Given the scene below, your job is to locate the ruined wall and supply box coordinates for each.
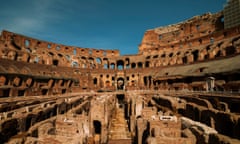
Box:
[139,11,240,67]
[0,30,120,68]
[1,11,240,93]
[152,93,240,141]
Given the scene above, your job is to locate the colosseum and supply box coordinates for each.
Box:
[0,0,240,144]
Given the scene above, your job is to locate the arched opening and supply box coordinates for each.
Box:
[103,58,109,69]
[117,60,124,70]
[93,120,101,134]
[73,48,77,55]
[144,76,148,86]
[71,61,79,68]
[145,61,150,68]
[117,77,124,90]
[131,63,136,68]
[25,39,30,47]
[52,59,59,66]
[104,64,108,69]
[182,56,188,64]
[65,55,71,61]
[116,94,128,119]
[56,45,60,50]
[18,90,25,96]
[96,57,102,64]
[192,50,199,61]
[47,44,51,49]
[93,78,97,85]
[116,94,125,106]
[42,89,48,95]
[125,58,130,69]
[137,62,143,68]
[161,53,166,58]
[110,63,115,69]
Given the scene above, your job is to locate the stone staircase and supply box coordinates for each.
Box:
[108,107,131,140]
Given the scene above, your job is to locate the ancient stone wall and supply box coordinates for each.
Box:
[1,6,240,144]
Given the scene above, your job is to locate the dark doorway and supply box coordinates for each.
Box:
[52,59,59,66]
[93,120,101,134]
[18,90,25,96]
[117,94,124,106]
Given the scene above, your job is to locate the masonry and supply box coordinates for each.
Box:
[0,5,240,144]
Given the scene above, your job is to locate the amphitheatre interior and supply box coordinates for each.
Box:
[1,2,240,144]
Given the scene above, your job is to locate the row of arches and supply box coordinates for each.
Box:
[144,37,240,67]
[0,74,73,97]
[1,35,239,71]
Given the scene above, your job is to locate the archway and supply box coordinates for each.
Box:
[117,77,124,90]
[117,60,124,70]
[93,120,101,134]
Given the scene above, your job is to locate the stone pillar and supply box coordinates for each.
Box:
[130,115,135,133]
[137,118,147,144]
[101,124,108,143]
[206,77,215,91]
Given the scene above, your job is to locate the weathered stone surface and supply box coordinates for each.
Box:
[1,2,240,143]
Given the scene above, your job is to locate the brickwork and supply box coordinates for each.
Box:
[1,4,240,144]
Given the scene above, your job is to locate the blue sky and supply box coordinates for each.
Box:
[0,0,226,55]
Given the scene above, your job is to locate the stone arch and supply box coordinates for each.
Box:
[153,55,158,59]
[81,56,87,68]
[145,61,150,68]
[117,60,124,70]
[93,77,98,85]
[52,59,59,66]
[138,62,143,68]
[24,39,30,48]
[125,57,130,67]
[88,57,94,63]
[71,61,79,68]
[96,57,102,64]
[103,58,109,69]
[192,50,199,62]
[182,56,188,64]
[131,62,136,68]
[110,63,115,69]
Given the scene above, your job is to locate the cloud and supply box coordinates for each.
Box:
[0,0,66,36]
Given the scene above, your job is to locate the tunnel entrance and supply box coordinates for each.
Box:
[117,77,124,90]
[93,120,101,134]
[117,94,125,108]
